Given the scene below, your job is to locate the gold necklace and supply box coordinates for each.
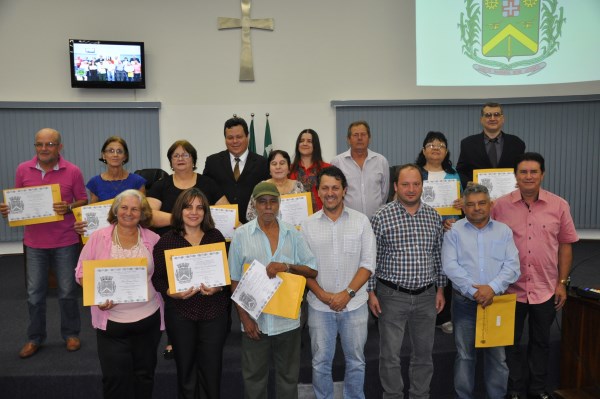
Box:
[113,226,140,249]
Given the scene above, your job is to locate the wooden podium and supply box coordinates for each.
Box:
[556,291,600,398]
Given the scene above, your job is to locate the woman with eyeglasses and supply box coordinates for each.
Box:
[288,129,330,212]
[415,131,462,335]
[147,140,229,238]
[86,136,147,203]
[75,136,148,235]
[152,188,229,399]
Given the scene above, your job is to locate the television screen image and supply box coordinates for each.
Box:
[69,39,145,89]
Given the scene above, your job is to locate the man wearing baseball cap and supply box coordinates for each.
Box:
[229,182,318,399]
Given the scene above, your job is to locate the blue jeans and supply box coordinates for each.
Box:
[377,283,437,399]
[453,291,508,399]
[25,244,81,344]
[308,303,369,399]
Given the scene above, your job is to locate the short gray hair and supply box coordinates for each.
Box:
[108,189,153,228]
[463,184,490,199]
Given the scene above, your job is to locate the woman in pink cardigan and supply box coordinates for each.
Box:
[75,189,164,399]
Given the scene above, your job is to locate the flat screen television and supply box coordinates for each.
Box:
[69,39,145,89]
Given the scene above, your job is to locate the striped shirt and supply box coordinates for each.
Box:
[301,207,376,312]
[368,200,447,291]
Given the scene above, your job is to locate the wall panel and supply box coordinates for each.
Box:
[333,96,600,228]
[0,102,161,242]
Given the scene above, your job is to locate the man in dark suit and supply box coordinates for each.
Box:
[203,117,270,224]
[456,102,526,189]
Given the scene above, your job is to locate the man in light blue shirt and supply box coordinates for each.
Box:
[229,181,317,399]
[301,166,376,399]
[442,184,520,399]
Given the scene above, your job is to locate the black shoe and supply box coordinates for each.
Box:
[506,394,520,399]
[527,392,554,399]
[163,347,174,360]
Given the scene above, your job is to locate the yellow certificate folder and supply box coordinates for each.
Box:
[164,242,231,295]
[210,204,240,242]
[73,199,114,244]
[436,180,462,216]
[475,293,517,348]
[473,168,515,180]
[4,184,63,227]
[82,257,148,306]
[243,263,306,320]
[280,192,314,216]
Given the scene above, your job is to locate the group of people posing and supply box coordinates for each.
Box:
[0,102,578,399]
[74,56,142,82]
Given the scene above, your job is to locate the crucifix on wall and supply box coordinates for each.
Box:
[218,0,274,81]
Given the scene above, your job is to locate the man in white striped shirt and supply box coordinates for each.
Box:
[301,166,376,399]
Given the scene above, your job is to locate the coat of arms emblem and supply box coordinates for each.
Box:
[175,263,193,283]
[459,0,565,76]
[97,275,116,297]
[239,292,257,310]
[422,186,436,203]
[9,196,25,214]
[85,212,100,230]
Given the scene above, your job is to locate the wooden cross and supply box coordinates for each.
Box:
[218,0,274,81]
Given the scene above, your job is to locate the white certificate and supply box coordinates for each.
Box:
[279,192,312,228]
[232,260,282,320]
[421,179,461,215]
[210,205,238,241]
[93,266,148,305]
[474,169,517,200]
[3,184,63,226]
[170,250,227,291]
[81,204,112,238]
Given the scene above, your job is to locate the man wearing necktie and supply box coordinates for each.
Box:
[456,103,526,189]
[203,117,270,224]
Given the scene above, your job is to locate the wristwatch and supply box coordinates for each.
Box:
[346,288,356,298]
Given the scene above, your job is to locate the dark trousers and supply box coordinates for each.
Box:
[166,306,228,399]
[241,327,302,399]
[96,309,162,399]
[506,297,556,395]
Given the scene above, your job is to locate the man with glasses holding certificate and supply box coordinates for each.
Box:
[456,103,526,189]
[0,128,87,359]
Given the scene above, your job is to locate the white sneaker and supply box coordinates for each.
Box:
[438,321,453,334]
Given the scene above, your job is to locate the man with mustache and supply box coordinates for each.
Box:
[492,153,578,399]
[442,183,520,399]
[228,182,317,399]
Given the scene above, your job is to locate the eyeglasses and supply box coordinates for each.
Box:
[424,143,447,150]
[34,142,59,149]
[104,149,125,155]
[483,112,503,119]
[172,153,191,160]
